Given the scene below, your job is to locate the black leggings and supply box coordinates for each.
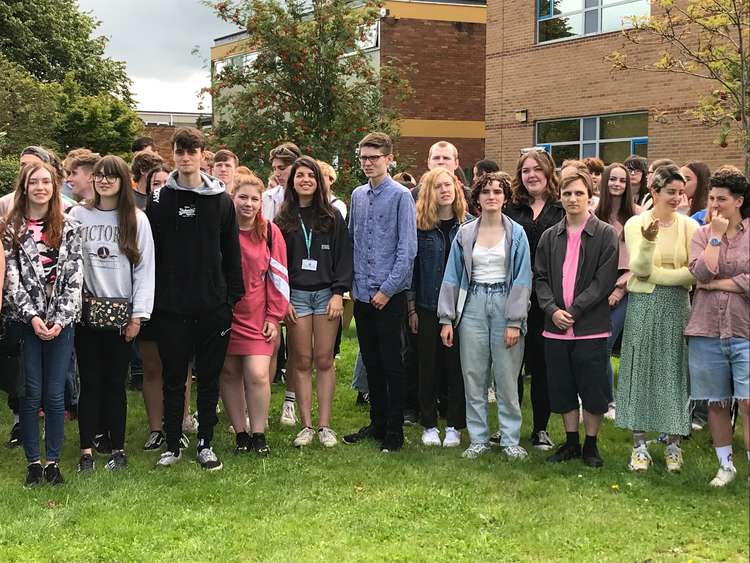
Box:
[517,301,551,433]
[76,325,132,451]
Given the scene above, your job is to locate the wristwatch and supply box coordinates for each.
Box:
[709,237,721,247]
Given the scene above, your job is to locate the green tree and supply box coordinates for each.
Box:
[0,54,62,156]
[208,0,411,193]
[608,0,750,176]
[0,0,132,102]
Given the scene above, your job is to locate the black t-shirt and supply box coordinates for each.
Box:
[439,218,457,264]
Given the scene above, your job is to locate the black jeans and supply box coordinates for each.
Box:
[156,306,232,452]
[75,325,132,450]
[416,307,465,429]
[402,317,420,415]
[518,300,551,433]
[354,293,407,438]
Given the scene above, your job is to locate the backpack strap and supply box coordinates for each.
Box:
[267,220,272,251]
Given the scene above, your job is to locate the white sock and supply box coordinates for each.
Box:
[13,414,20,424]
[284,391,296,403]
[715,445,734,468]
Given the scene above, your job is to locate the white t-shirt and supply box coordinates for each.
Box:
[472,236,506,283]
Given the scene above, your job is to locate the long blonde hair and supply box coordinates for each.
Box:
[416,168,467,230]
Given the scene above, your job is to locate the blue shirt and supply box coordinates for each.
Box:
[348,175,417,301]
[691,209,708,226]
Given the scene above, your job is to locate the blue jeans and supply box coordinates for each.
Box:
[458,283,524,446]
[351,351,369,394]
[606,294,628,400]
[689,336,749,401]
[18,323,75,463]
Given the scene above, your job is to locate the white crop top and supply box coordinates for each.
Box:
[472,236,506,283]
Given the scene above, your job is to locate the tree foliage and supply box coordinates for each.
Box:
[608,0,750,176]
[0,0,132,102]
[208,0,412,193]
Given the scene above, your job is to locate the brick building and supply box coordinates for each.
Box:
[210,0,487,180]
[485,0,745,172]
[137,111,212,166]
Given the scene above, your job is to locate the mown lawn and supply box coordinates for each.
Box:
[0,326,748,562]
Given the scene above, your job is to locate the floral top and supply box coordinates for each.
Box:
[26,218,59,286]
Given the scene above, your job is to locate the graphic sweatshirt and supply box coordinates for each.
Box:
[68,205,156,320]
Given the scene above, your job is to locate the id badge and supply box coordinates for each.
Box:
[301,259,318,271]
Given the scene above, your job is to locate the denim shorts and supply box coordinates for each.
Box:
[290,287,333,317]
[688,336,749,402]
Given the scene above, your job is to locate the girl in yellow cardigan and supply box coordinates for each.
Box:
[615,164,699,473]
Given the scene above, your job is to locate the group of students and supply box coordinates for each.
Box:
[0,129,747,492]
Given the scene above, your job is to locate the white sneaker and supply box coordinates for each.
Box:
[442,427,461,448]
[421,427,441,446]
[280,401,297,427]
[502,445,528,460]
[156,449,182,467]
[462,442,491,459]
[293,427,315,447]
[182,412,199,434]
[604,404,616,421]
[318,427,338,448]
[709,466,737,487]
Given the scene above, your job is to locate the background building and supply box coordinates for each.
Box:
[137,110,211,165]
[485,0,745,171]
[211,0,487,179]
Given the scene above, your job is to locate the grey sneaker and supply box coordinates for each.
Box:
[197,447,223,471]
[318,427,338,448]
[105,451,128,471]
[293,427,315,447]
[462,443,491,459]
[502,445,529,460]
[156,449,182,467]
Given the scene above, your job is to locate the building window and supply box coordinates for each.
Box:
[536,112,648,165]
[537,0,649,43]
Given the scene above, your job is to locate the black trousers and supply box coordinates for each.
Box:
[156,306,232,452]
[354,293,407,438]
[416,307,465,429]
[402,317,420,415]
[75,325,132,450]
[518,300,552,433]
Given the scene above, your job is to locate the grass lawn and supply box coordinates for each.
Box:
[0,326,748,562]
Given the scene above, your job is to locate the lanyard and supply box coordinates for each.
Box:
[299,214,312,259]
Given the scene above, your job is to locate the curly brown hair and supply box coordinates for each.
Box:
[471,171,512,211]
[710,165,749,218]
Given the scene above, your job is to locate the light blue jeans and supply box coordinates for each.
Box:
[458,283,524,446]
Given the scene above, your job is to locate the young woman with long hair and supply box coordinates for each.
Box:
[408,167,471,448]
[275,156,352,448]
[3,162,83,486]
[616,164,699,473]
[504,149,563,451]
[624,155,648,207]
[68,155,155,473]
[594,163,642,419]
[221,173,289,455]
[438,172,532,459]
[679,161,711,224]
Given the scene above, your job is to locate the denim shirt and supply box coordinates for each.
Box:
[409,214,472,311]
[349,175,417,301]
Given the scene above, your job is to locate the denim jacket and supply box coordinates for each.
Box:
[437,215,532,331]
[3,217,84,327]
[408,214,473,311]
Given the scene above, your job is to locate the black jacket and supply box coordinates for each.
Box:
[534,214,619,337]
[504,199,565,268]
[146,177,244,316]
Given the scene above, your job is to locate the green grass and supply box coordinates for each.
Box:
[0,327,748,562]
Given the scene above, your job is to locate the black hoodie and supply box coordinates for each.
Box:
[146,171,244,316]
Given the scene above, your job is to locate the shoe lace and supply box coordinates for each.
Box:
[199,448,217,462]
[505,445,525,456]
[537,431,551,443]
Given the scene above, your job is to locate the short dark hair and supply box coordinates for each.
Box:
[172,127,205,151]
[358,132,393,155]
[131,137,155,153]
[214,149,239,166]
[474,159,500,176]
[583,157,604,175]
[471,171,512,210]
[560,170,594,197]
[131,150,164,181]
[650,164,685,192]
[269,142,301,165]
[69,152,101,173]
[710,165,749,218]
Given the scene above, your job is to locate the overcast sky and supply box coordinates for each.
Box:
[77,0,240,112]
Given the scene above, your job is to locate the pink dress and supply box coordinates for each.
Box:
[227,223,289,356]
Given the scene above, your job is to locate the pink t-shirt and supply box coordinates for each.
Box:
[544,220,610,341]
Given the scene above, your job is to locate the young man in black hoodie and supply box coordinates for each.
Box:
[146,127,243,471]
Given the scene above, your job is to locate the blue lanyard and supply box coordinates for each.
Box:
[299,214,312,259]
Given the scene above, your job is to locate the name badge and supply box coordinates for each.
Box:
[301,259,318,271]
[321,244,330,250]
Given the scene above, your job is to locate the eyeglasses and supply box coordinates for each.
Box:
[627,168,641,175]
[358,154,387,164]
[93,173,119,183]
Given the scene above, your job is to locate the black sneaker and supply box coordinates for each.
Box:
[355,392,369,406]
[179,433,190,449]
[105,451,128,471]
[93,433,111,455]
[403,410,418,425]
[25,462,44,487]
[235,432,251,453]
[531,430,555,451]
[77,453,95,474]
[7,422,21,448]
[343,424,384,445]
[251,433,271,456]
[546,443,582,463]
[489,432,502,447]
[380,433,404,453]
[43,462,65,485]
[143,430,165,451]
[582,446,604,468]
[197,447,223,471]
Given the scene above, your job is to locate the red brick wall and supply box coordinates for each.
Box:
[395,136,485,181]
[143,125,176,166]
[485,0,745,173]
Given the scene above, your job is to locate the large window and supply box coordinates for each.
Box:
[536,112,648,165]
[537,0,649,43]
